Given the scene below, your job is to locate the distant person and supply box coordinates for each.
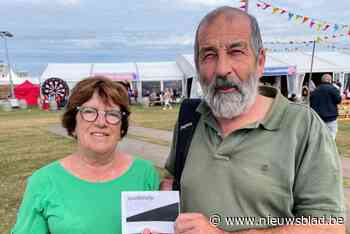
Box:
[133,89,138,104]
[163,88,172,110]
[310,73,342,139]
[333,79,341,90]
[42,95,49,110]
[288,93,298,102]
[11,77,159,234]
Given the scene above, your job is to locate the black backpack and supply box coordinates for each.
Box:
[172,98,202,191]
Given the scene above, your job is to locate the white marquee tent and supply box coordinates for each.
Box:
[40,62,185,101]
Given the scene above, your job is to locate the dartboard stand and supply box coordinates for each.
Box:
[41,77,69,107]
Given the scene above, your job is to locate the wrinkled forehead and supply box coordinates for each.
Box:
[198,14,252,48]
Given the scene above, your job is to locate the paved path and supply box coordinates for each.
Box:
[48,124,350,228]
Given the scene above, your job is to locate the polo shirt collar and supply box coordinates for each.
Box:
[259,86,288,131]
[196,86,288,131]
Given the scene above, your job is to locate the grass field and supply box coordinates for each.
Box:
[0,106,349,233]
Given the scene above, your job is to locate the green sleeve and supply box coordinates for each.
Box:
[145,162,160,190]
[293,115,345,218]
[11,173,50,234]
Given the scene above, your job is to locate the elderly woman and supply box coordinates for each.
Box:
[11,77,160,234]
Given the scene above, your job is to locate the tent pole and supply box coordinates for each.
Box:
[307,40,316,104]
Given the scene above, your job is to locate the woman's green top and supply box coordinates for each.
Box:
[11,157,160,234]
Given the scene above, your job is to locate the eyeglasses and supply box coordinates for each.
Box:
[77,106,125,125]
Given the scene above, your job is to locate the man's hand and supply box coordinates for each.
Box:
[142,228,161,234]
[175,213,224,234]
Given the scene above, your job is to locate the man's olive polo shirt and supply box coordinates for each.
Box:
[166,86,344,231]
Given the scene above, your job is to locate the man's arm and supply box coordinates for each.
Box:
[174,213,345,234]
[332,88,342,104]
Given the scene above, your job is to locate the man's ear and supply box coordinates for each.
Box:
[256,48,266,78]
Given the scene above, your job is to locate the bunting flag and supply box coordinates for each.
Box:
[239,0,248,12]
[333,24,339,32]
[310,20,315,28]
[288,12,294,21]
[302,16,309,24]
[295,15,303,22]
[272,7,279,14]
[323,24,331,31]
[256,1,350,37]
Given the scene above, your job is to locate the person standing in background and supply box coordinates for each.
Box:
[310,73,342,139]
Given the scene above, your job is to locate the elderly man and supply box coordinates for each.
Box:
[144,6,344,234]
[310,73,342,140]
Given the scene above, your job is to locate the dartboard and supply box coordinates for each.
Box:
[41,77,69,100]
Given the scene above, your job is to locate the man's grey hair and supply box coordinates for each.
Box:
[321,73,332,83]
[194,6,263,71]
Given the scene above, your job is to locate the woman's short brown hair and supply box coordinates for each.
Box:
[62,76,130,138]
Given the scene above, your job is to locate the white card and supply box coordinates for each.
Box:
[121,191,180,234]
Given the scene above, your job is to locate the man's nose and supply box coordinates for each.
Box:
[216,54,232,77]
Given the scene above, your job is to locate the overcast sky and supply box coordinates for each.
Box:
[0,0,349,75]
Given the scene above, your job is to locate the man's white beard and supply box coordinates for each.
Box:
[200,73,259,119]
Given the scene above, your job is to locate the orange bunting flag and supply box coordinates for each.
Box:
[302,16,309,24]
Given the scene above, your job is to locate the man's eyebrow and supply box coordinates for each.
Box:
[226,41,248,50]
[198,46,217,55]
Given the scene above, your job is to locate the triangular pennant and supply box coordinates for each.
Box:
[323,24,330,31]
[272,7,280,14]
[302,16,309,24]
[263,3,271,9]
[333,24,339,32]
[288,12,294,21]
[280,9,287,14]
[295,15,303,22]
[310,20,315,28]
[316,22,323,31]
[316,36,322,43]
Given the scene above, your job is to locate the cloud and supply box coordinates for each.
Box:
[9,0,80,6]
[177,0,233,7]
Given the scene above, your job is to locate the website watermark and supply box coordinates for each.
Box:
[209,214,345,227]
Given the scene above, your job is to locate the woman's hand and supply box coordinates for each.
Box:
[160,177,173,190]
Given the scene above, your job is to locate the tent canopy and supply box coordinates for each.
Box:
[14,80,40,106]
[41,62,184,85]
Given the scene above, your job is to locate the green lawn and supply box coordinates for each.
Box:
[0,106,349,233]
